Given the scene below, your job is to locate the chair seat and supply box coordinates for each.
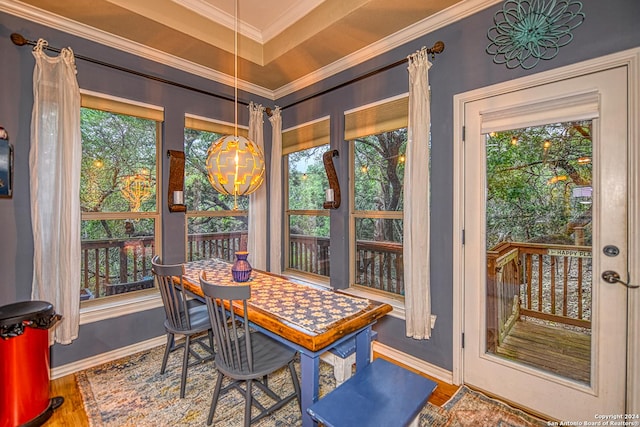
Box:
[216,332,297,380]
[164,304,211,335]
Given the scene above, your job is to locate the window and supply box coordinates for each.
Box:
[184,114,249,262]
[80,92,163,302]
[283,118,330,280]
[347,96,408,297]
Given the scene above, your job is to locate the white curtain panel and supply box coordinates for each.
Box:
[29,39,81,345]
[248,102,267,270]
[268,107,283,274]
[403,48,432,339]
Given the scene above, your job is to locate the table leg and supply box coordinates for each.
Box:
[300,352,320,427]
[354,326,372,373]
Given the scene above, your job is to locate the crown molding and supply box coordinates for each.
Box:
[172,0,325,44]
[171,0,263,42]
[274,0,502,99]
[1,0,273,99]
[2,0,501,101]
[260,0,325,43]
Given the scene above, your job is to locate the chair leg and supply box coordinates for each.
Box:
[288,361,302,412]
[244,379,252,427]
[180,335,191,398]
[207,329,215,355]
[207,373,224,426]
[160,332,174,374]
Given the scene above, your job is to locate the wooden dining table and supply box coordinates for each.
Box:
[178,258,392,427]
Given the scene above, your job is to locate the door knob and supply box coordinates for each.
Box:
[602,270,639,288]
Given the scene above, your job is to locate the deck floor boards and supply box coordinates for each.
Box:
[496,320,591,384]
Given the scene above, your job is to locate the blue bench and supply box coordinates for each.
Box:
[323,330,378,386]
[307,358,437,427]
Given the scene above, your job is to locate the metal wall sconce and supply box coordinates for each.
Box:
[0,127,12,198]
[167,150,186,212]
[323,149,340,209]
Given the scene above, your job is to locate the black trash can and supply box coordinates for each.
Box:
[0,301,63,427]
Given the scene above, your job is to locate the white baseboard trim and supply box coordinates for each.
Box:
[51,336,166,379]
[372,341,454,384]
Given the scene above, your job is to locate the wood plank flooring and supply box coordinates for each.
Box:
[41,355,459,426]
[495,320,591,383]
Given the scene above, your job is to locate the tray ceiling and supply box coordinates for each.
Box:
[5,0,493,97]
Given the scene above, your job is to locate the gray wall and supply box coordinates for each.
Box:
[0,12,272,366]
[1,0,638,370]
[275,0,640,370]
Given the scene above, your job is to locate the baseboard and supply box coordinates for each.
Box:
[51,336,166,379]
[372,341,454,384]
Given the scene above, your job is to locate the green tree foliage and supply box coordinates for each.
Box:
[287,146,329,237]
[486,121,592,249]
[80,108,157,238]
[354,130,406,242]
[184,128,247,233]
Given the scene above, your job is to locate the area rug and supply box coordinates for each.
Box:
[77,344,547,426]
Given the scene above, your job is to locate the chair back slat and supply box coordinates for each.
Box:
[200,272,254,373]
[152,256,192,331]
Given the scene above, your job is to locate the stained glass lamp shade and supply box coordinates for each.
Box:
[205,134,265,209]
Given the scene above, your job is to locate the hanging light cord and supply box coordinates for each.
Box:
[234,0,239,138]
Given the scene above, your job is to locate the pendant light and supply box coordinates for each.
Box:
[205,0,265,209]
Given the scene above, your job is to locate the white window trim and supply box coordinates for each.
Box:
[79,93,162,319]
[80,291,163,324]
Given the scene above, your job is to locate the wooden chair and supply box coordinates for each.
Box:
[199,271,301,427]
[151,256,214,398]
[306,358,437,427]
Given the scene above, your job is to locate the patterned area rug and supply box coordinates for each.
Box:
[77,344,547,426]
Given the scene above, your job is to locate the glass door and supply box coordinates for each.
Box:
[462,67,628,421]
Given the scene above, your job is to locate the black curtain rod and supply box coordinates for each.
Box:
[276,40,445,113]
[10,32,243,107]
[11,33,444,115]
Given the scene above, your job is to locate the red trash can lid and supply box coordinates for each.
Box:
[0,301,55,326]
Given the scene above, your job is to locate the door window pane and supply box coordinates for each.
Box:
[485,121,592,384]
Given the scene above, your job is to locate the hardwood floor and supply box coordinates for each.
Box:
[42,356,459,426]
[43,374,90,427]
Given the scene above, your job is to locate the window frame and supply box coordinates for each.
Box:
[183,114,250,262]
[79,90,164,324]
[345,95,409,318]
[282,117,331,285]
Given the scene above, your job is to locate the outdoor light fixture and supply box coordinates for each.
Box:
[205,0,265,209]
[121,171,152,212]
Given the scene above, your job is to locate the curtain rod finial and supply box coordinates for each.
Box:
[265,107,273,117]
[10,33,29,46]
[430,41,445,55]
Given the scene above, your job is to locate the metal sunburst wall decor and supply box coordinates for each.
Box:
[486,0,585,70]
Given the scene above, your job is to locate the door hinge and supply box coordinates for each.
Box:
[462,126,465,141]
[461,229,465,245]
[462,332,465,349]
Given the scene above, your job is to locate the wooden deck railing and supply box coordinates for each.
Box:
[286,235,404,295]
[82,232,405,299]
[487,241,592,351]
[187,231,247,262]
[355,240,404,295]
[288,234,331,276]
[81,237,155,298]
